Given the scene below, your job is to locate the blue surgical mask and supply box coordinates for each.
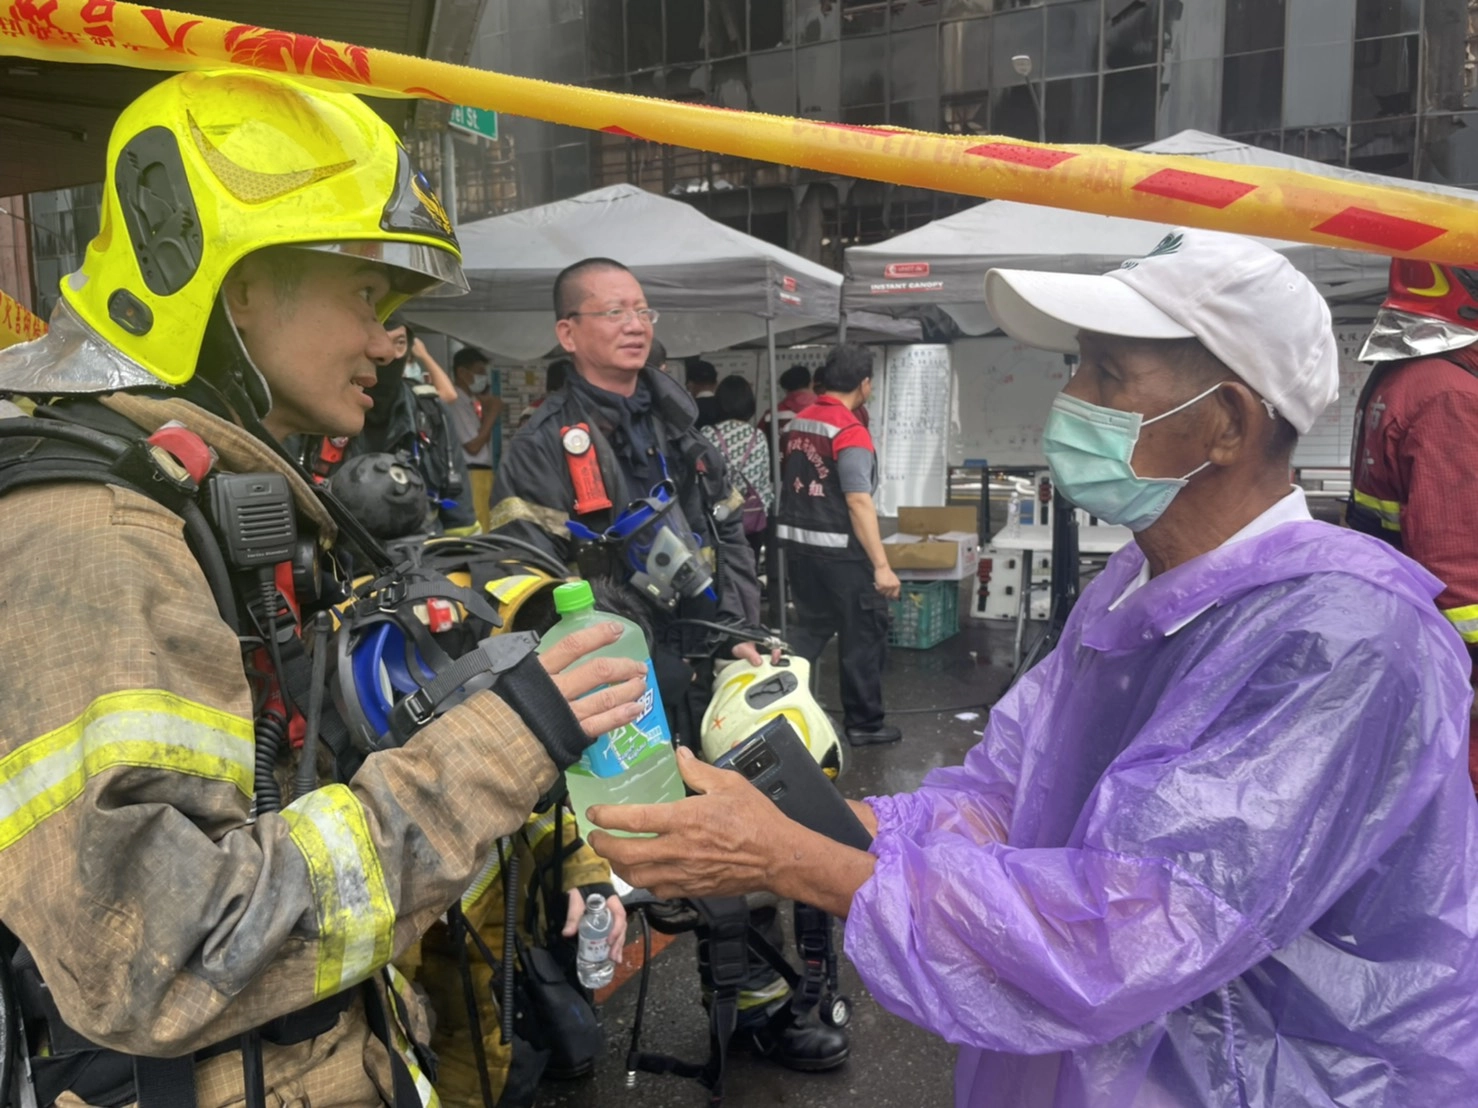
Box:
[1041,385,1221,532]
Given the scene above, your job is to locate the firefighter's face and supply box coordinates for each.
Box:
[386,325,410,361]
[555,268,653,381]
[226,251,396,441]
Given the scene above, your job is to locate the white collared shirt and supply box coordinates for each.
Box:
[1110,487,1314,633]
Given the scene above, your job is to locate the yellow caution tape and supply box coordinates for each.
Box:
[0,287,45,350]
[3,2,1478,266]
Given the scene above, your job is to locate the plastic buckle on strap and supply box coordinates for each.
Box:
[399,688,436,730]
[377,578,408,612]
[146,424,214,484]
[387,632,542,746]
[476,631,540,677]
[109,439,199,510]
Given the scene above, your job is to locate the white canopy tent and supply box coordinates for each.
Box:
[844,130,1478,335]
[404,183,842,361]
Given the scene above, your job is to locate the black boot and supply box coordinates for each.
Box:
[846,723,902,746]
[739,1004,850,1072]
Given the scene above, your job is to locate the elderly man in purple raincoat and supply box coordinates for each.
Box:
[589,229,1478,1106]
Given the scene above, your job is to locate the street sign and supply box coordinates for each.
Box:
[448,104,498,141]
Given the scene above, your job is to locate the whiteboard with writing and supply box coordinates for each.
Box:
[877,344,954,514]
[951,337,1070,468]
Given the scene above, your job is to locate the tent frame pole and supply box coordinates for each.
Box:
[765,318,787,640]
[837,309,848,344]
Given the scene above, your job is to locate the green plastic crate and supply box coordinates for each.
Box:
[888,579,959,650]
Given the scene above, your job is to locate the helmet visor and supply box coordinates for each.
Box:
[300,239,470,299]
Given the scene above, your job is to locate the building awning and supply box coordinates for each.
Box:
[0,0,482,196]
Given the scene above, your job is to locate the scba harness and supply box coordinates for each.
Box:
[617,895,852,1106]
[0,401,588,1108]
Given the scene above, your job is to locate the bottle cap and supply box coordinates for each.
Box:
[585,892,606,912]
[554,580,596,615]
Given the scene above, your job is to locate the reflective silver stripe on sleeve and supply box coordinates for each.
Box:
[0,692,254,853]
[788,418,842,439]
[280,784,395,997]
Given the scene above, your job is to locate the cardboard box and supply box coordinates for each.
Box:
[884,507,980,580]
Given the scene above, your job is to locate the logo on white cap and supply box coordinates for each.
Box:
[1119,231,1184,270]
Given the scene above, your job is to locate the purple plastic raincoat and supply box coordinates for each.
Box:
[848,521,1478,1107]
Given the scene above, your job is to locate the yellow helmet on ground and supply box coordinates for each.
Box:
[702,656,844,779]
[64,69,467,388]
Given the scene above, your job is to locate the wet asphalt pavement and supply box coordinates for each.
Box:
[540,618,1019,1108]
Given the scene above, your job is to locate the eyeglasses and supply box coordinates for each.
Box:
[565,307,660,326]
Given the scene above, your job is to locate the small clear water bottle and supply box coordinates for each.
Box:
[1007,489,1022,537]
[577,893,615,990]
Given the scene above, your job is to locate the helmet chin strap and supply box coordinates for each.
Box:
[190,293,394,571]
[196,294,273,421]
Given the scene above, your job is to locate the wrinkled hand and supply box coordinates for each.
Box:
[561,888,627,963]
[538,623,646,740]
[874,564,901,600]
[587,748,787,900]
[731,641,782,667]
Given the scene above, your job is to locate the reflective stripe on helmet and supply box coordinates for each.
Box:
[281,784,396,998]
[0,689,253,852]
[1442,602,1478,644]
[1351,490,1401,531]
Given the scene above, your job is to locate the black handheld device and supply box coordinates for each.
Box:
[715,717,873,852]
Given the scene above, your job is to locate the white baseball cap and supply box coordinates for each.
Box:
[983,228,1339,434]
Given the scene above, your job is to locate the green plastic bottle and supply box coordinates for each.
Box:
[537,581,683,838]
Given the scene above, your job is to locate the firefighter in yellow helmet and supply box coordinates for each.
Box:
[0,71,644,1108]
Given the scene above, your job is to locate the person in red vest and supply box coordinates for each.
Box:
[778,344,901,745]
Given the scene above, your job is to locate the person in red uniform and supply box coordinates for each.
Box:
[1350,258,1478,790]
